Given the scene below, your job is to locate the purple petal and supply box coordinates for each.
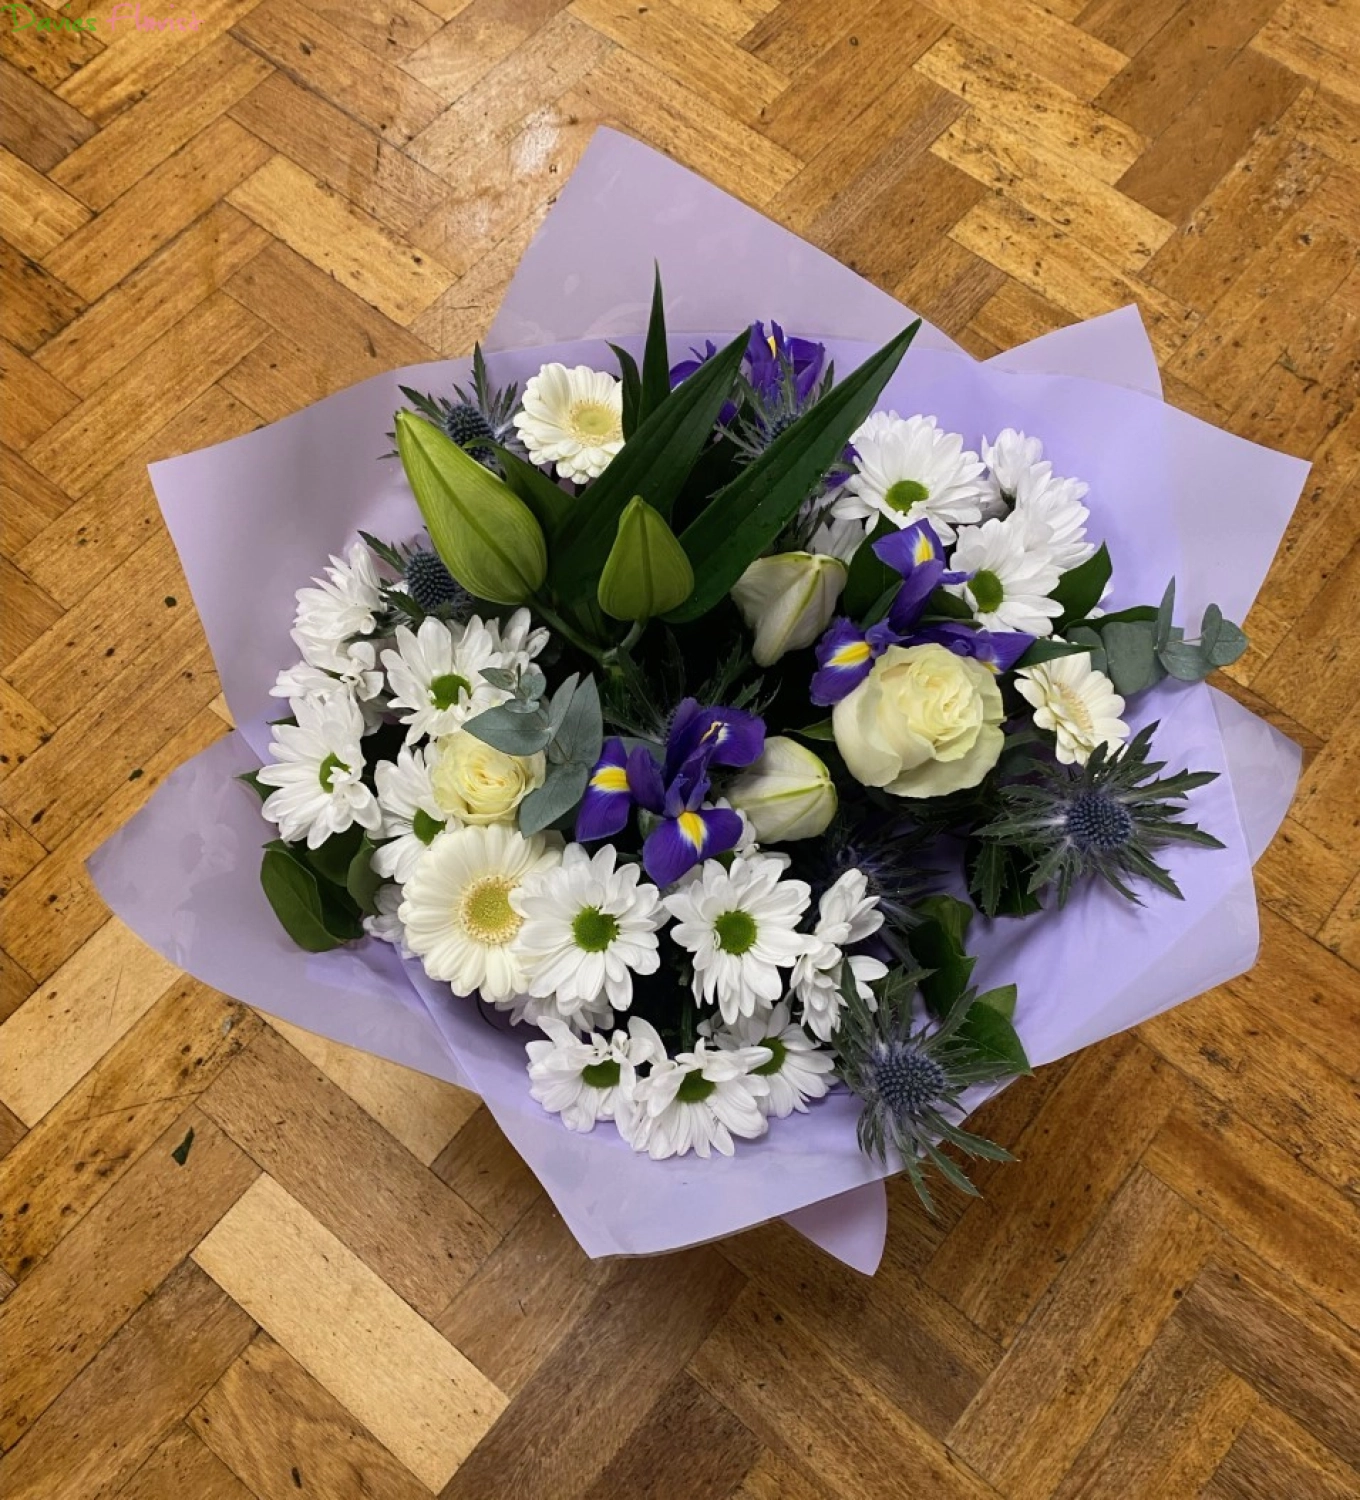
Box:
[642,807,744,886]
[626,744,667,814]
[810,618,878,707]
[668,702,765,773]
[575,738,633,841]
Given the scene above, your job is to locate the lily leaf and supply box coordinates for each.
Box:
[640,265,672,423]
[609,344,642,438]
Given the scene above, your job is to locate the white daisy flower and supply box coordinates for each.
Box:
[364,883,411,957]
[791,869,888,1043]
[949,512,1065,637]
[495,606,551,664]
[622,1030,770,1159]
[291,542,384,673]
[982,428,1049,507]
[382,616,508,743]
[495,988,616,1036]
[1016,653,1129,766]
[832,412,987,543]
[398,823,560,1001]
[373,743,447,883]
[271,644,384,710]
[715,1001,835,1118]
[525,1016,661,1132]
[513,363,624,483]
[1012,468,1095,572]
[257,692,381,850]
[664,853,811,1025]
[513,844,663,1017]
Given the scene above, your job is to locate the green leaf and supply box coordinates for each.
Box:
[1102,619,1164,695]
[260,842,361,951]
[302,824,365,888]
[519,762,589,835]
[346,836,384,917]
[841,518,897,617]
[640,265,671,423]
[1155,577,1176,650]
[909,894,976,1016]
[597,497,695,620]
[923,586,973,621]
[552,672,603,768]
[1200,602,1223,657]
[967,839,1044,919]
[490,445,572,545]
[1203,615,1247,667]
[973,983,1017,1020]
[957,999,1031,1075]
[792,718,836,741]
[666,321,922,622]
[1051,543,1112,630]
[1159,638,1210,681]
[170,1127,195,1166]
[609,344,642,439]
[358,530,407,571]
[552,329,749,596]
[237,769,268,802]
[1081,603,1157,628]
[462,704,554,756]
[1065,624,1108,675]
[1015,637,1094,669]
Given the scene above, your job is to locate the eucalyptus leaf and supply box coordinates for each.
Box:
[1204,616,1247,667]
[1158,638,1211,682]
[1200,602,1223,656]
[1156,577,1176,649]
[462,704,554,756]
[546,673,582,738]
[1065,624,1108,675]
[1102,620,1163,695]
[553,672,603,768]
[518,762,590,835]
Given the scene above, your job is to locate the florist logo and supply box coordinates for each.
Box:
[3,2,202,31]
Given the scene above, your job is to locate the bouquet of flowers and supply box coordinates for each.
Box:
[92,130,1307,1267]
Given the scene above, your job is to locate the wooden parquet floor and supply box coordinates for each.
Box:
[1,0,1359,1495]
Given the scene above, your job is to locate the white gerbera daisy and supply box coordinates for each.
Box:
[364,883,411,956]
[622,1030,770,1159]
[791,869,888,1042]
[525,1016,661,1132]
[257,692,381,849]
[1012,468,1095,572]
[949,513,1064,637]
[1016,653,1129,765]
[715,1002,835,1118]
[398,823,560,1001]
[832,412,987,543]
[513,844,663,1016]
[663,853,811,1025]
[291,542,384,673]
[382,616,507,743]
[513,363,624,482]
[373,743,447,882]
[982,428,1049,508]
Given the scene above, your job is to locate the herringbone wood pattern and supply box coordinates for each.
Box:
[2,1,1359,1495]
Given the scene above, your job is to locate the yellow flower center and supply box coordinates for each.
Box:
[567,400,620,443]
[1049,681,1095,736]
[458,876,521,946]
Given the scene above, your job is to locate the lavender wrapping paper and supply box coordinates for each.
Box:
[88,131,1308,1272]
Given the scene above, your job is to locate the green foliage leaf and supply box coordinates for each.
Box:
[923,586,973,621]
[841,517,897,617]
[346,836,384,917]
[302,823,365,888]
[967,839,1044,919]
[909,894,976,1017]
[792,718,836,741]
[1203,615,1247,667]
[609,344,642,438]
[1159,639,1211,681]
[462,704,554,756]
[1051,543,1112,630]
[260,842,362,951]
[973,983,1017,1020]
[489,445,572,545]
[957,998,1032,1075]
[1155,577,1176,649]
[640,265,671,423]
[1102,619,1163,694]
[1015,637,1094,669]
[552,672,603,768]
[666,321,922,622]
[519,762,589,835]
[237,769,268,802]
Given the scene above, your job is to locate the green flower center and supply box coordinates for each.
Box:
[713,909,758,955]
[970,568,1005,613]
[883,478,930,514]
[460,876,520,945]
[676,1071,717,1104]
[751,1037,788,1076]
[581,1059,621,1089]
[412,808,445,845]
[429,673,471,711]
[317,752,348,790]
[572,906,620,953]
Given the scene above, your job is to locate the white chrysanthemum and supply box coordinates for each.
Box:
[364,883,411,956]
[949,513,1064,636]
[1012,468,1095,572]
[663,853,811,1025]
[513,363,624,482]
[382,616,508,743]
[715,1002,835,1118]
[832,412,987,543]
[791,870,888,1042]
[982,428,1049,508]
[806,511,870,563]
[525,1016,662,1132]
[495,605,551,663]
[495,988,616,1036]
[373,743,447,883]
[271,640,384,710]
[513,844,663,1017]
[398,823,560,1001]
[622,1029,770,1159]
[257,692,381,849]
[291,542,384,673]
[1016,653,1129,765]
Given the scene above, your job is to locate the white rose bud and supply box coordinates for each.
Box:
[726,736,838,843]
[431,731,545,826]
[730,552,848,667]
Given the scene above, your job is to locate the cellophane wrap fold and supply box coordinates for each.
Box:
[88,129,1308,1273]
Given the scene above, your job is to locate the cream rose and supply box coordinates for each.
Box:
[431,731,546,826]
[832,642,1004,798]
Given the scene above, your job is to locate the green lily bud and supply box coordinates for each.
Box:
[395,411,546,605]
[730,551,848,667]
[597,496,694,621]
[726,736,838,842]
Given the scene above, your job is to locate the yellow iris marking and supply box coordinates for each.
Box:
[677,810,705,849]
[592,765,629,792]
[831,640,872,667]
[913,536,935,564]
[766,334,778,355]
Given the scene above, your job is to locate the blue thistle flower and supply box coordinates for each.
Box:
[404,549,469,615]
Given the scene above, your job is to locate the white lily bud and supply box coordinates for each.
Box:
[730,551,848,667]
[726,737,838,843]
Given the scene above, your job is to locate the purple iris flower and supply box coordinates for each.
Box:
[914,622,1034,673]
[669,340,719,389]
[575,700,765,885]
[745,321,826,407]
